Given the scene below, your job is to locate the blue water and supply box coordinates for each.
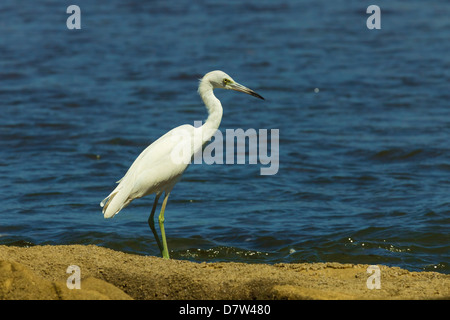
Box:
[1,0,449,273]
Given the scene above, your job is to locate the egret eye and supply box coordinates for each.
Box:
[223,78,231,85]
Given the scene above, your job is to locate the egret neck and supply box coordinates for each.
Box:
[198,77,223,145]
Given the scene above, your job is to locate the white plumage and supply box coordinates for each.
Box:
[100,70,264,259]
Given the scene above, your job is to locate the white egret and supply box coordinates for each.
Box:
[100,70,264,259]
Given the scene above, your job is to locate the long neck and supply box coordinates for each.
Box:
[198,79,223,144]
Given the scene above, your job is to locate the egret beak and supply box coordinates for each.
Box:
[229,82,265,100]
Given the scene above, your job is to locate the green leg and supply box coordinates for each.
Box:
[158,192,171,259]
[148,194,163,254]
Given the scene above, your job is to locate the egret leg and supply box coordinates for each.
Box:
[158,192,171,259]
[148,193,163,254]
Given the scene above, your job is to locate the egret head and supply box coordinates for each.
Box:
[202,70,264,100]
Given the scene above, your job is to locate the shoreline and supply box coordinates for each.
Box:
[0,244,448,300]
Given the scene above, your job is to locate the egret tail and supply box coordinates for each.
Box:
[101,189,130,218]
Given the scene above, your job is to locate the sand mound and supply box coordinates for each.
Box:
[0,260,131,300]
[0,245,448,300]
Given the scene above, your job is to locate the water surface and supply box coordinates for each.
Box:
[0,0,449,273]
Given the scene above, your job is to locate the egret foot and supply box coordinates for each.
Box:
[158,192,171,259]
[148,194,163,254]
